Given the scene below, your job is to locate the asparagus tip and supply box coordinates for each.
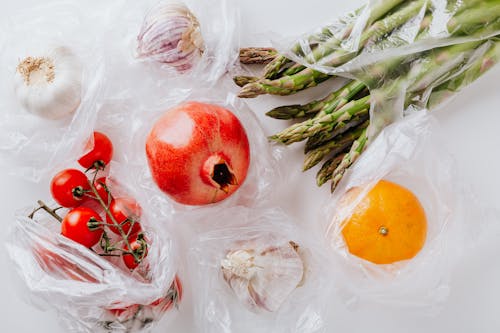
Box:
[238,82,265,98]
[266,105,303,120]
[233,76,259,88]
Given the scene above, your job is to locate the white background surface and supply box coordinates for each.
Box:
[1,0,500,332]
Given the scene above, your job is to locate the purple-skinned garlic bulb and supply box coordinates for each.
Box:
[137,1,204,72]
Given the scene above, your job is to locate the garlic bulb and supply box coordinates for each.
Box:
[221,239,304,312]
[14,46,82,120]
[136,1,204,72]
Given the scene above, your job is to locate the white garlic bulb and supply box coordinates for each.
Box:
[14,46,82,120]
[221,239,305,312]
[136,1,204,72]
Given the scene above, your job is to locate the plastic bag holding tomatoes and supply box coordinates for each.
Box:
[6,161,183,333]
[0,1,110,182]
[322,111,486,314]
[188,207,334,333]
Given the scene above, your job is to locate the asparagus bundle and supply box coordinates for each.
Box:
[237,37,500,191]
[295,38,499,190]
[235,0,500,98]
[234,0,500,192]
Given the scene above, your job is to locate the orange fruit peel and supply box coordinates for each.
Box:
[338,180,427,265]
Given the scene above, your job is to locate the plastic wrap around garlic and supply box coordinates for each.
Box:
[137,1,204,72]
[14,46,82,120]
[221,239,305,312]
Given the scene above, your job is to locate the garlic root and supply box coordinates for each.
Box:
[14,46,82,120]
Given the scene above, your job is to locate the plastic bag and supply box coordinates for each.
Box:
[5,161,182,333]
[322,111,478,313]
[275,0,500,137]
[100,0,238,92]
[99,79,279,216]
[188,207,333,333]
[0,1,107,182]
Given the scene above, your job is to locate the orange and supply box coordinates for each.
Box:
[339,180,427,265]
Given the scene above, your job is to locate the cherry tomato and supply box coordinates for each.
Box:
[61,207,104,248]
[122,233,148,270]
[50,169,90,208]
[107,276,182,321]
[150,275,183,312]
[107,197,142,236]
[107,304,140,321]
[93,177,112,205]
[32,245,98,283]
[78,131,114,169]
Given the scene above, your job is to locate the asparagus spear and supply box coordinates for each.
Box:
[271,95,370,145]
[406,40,483,94]
[233,76,259,87]
[306,0,427,64]
[313,80,367,119]
[283,63,306,76]
[305,111,369,152]
[303,120,369,171]
[447,3,500,36]
[261,8,369,80]
[305,0,406,63]
[238,68,331,98]
[330,129,368,192]
[265,79,361,120]
[263,55,293,80]
[427,37,500,108]
[316,154,347,187]
[266,83,344,120]
[239,47,278,65]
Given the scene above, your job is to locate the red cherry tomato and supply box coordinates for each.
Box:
[50,169,90,208]
[32,246,99,283]
[150,275,183,312]
[61,207,104,248]
[78,131,114,169]
[107,198,142,236]
[122,233,148,270]
[107,276,182,321]
[108,304,140,321]
[93,177,112,205]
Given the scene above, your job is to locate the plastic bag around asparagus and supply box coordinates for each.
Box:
[188,208,333,333]
[0,1,108,182]
[322,111,482,313]
[6,160,182,333]
[234,0,500,192]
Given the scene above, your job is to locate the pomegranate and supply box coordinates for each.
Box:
[145,101,250,205]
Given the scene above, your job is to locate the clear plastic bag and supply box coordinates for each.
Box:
[322,111,478,313]
[189,207,333,333]
[274,0,500,137]
[100,0,238,92]
[5,161,182,333]
[100,79,279,216]
[0,1,107,182]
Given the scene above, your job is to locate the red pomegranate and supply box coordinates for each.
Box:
[145,101,250,205]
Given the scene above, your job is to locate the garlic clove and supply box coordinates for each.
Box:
[250,243,305,312]
[223,272,259,310]
[137,1,204,72]
[221,239,305,312]
[14,46,82,120]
